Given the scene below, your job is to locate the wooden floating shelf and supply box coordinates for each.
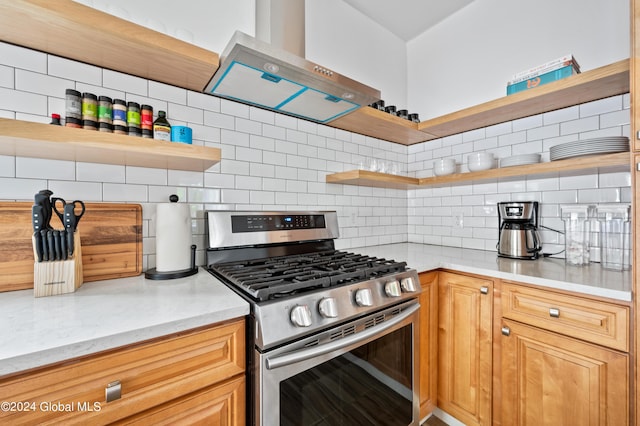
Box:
[0,118,221,172]
[417,60,630,142]
[326,169,420,189]
[326,152,630,188]
[0,0,219,92]
[332,60,630,145]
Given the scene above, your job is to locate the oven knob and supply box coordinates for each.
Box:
[319,297,338,318]
[401,277,417,293]
[384,280,402,297]
[355,289,373,307]
[290,305,312,327]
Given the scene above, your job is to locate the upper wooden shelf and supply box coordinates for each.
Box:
[0,118,221,172]
[0,0,219,92]
[332,60,630,145]
[326,152,630,188]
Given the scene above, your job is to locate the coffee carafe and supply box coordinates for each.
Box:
[497,201,541,260]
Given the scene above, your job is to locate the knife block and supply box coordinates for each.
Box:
[32,231,84,297]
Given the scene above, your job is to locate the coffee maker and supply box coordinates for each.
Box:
[497,201,542,260]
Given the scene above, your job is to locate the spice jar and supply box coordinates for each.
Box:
[65,89,81,120]
[50,113,62,125]
[112,99,127,127]
[98,96,112,124]
[81,92,98,121]
[141,105,153,132]
[126,102,141,137]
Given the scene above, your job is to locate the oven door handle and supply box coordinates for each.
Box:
[266,303,419,370]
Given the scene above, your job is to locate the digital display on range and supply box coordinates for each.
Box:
[231,214,326,233]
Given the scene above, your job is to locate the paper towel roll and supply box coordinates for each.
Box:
[155,201,192,272]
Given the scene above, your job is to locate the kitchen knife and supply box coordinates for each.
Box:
[67,228,75,257]
[32,204,45,232]
[33,230,43,262]
[40,229,49,262]
[47,230,55,261]
[60,229,68,260]
[35,189,54,229]
[53,230,62,261]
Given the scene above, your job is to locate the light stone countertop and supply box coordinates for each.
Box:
[1,243,631,378]
[351,243,632,302]
[0,268,249,377]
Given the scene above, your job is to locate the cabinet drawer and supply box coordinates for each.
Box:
[501,282,629,351]
[0,319,245,425]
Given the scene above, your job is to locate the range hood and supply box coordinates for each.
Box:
[204,30,381,123]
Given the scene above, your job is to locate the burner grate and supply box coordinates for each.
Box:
[208,249,407,302]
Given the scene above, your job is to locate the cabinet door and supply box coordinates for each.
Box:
[419,271,438,419]
[501,319,629,426]
[115,376,245,425]
[438,271,493,426]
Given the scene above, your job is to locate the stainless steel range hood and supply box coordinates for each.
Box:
[204,3,380,124]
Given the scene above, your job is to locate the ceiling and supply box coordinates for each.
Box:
[343,0,475,41]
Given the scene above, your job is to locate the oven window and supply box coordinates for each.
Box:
[280,325,413,426]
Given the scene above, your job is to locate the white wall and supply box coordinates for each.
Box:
[305,0,408,110]
[408,0,630,120]
[72,0,255,53]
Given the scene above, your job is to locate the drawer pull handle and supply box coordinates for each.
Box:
[501,326,510,336]
[480,286,489,295]
[105,380,121,403]
[549,308,560,318]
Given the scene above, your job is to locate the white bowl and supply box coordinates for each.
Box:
[433,158,456,176]
[467,152,495,171]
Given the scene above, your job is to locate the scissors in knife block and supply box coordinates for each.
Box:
[52,198,86,256]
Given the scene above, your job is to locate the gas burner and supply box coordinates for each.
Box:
[208,249,408,302]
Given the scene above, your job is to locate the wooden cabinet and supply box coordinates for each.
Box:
[0,319,245,425]
[500,319,629,426]
[437,271,493,426]
[418,271,438,419]
[500,282,630,426]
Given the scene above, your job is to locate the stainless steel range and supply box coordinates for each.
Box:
[205,211,421,426]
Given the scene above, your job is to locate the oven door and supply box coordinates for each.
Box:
[256,301,420,426]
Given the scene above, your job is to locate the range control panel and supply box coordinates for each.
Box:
[231,214,327,233]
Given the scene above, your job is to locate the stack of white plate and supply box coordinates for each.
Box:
[550,136,629,161]
[500,153,541,168]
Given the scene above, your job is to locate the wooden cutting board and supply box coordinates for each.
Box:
[0,202,142,292]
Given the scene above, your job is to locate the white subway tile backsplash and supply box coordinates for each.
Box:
[0,49,631,262]
[48,180,103,201]
[103,183,148,202]
[16,157,75,180]
[560,116,599,135]
[126,167,168,185]
[0,65,14,89]
[580,95,623,117]
[16,69,73,98]
[103,69,148,96]
[0,43,46,73]
[149,81,187,105]
[0,177,46,200]
[0,87,47,115]
[48,55,102,86]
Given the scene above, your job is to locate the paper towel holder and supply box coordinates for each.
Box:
[145,244,198,280]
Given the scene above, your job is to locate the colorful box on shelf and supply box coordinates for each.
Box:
[507,65,578,95]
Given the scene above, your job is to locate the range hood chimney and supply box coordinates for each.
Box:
[204,0,381,124]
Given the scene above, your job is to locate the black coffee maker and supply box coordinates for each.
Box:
[497,201,541,260]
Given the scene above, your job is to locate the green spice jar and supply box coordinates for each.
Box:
[127,101,141,130]
[81,92,98,121]
[98,96,112,124]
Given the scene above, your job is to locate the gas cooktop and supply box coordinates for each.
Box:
[208,249,408,302]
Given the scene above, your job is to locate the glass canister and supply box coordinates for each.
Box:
[596,204,631,271]
[561,205,592,266]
